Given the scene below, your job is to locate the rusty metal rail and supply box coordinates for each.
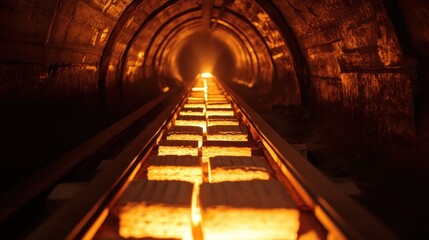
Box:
[26,86,190,240]
[0,92,176,225]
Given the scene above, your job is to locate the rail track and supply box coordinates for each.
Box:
[1,74,395,240]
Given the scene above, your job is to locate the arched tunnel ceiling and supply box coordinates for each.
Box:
[99,0,303,105]
[0,0,423,139]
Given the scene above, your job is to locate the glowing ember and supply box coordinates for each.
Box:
[206,103,232,109]
[209,156,270,182]
[184,103,206,109]
[158,140,199,156]
[206,90,224,94]
[201,72,213,78]
[206,125,248,142]
[166,126,203,148]
[206,96,227,102]
[206,109,235,117]
[199,180,300,240]
[187,98,206,103]
[190,92,205,97]
[192,87,207,92]
[118,180,193,239]
[202,141,252,163]
[175,115,207,133]
[147,156,202,183]
[179,108,205,116]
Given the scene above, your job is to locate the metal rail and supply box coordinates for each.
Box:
[0,91,173,224]
[222,83,397,240]
[26,86,190,239]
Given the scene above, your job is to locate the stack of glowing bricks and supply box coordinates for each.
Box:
[117,74,300,240]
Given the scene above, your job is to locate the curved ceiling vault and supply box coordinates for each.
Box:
[99,0,304,106]
[0,0,415,139]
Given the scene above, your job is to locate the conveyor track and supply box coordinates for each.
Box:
[27,75,396,240]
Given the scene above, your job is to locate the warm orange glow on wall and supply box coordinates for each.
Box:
[118,180,193,239]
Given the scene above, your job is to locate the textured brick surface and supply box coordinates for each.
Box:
[271,0,416,138]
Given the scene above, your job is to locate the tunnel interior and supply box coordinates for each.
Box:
[174,31,237,84]
[1,0,429,238]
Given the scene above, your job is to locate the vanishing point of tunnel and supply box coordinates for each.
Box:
[0,0,429,239]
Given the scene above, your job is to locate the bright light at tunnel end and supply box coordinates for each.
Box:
[201,72,214,79]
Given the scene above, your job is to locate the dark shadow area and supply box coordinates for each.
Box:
[0,84,160,192]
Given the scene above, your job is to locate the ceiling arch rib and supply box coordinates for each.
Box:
[99,0,306,106]
[254,0,308,95]
[117,1,202,89]
[214,23,260,87]
[140,13,203,82]
[223,8,301,104]
[147,6,274,89]
[156,23,255,87]
[119,5,272,90]
[220,10,276,90]
[99,0,180,91]
[152,20,203,90]
[122,10,202,86]
[214,19,264,88]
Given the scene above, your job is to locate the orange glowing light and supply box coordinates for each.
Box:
[208,156,271,182]
[166,126,203,148]
[184,103,206,109]
[162,86,170,92]
[147,156,202,183]
[175,116,208,133]
[118,180,193,239]
[206,103,232,109]
[201,72,213,78]
[158,140,199,156]
[199,180,300,240]
[206,125,248,142]
[179,108,206,116]
[202,141,252,163]
[207,119,239,126]
[167,135,203,148]
[191,184,202,226]
[206,109,235,117]
[206,96,228,102]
